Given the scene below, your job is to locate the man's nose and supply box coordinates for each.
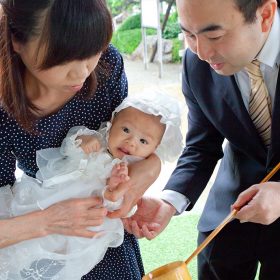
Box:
[194,37,215,62]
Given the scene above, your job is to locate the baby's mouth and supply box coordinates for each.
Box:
[118,147,130,155]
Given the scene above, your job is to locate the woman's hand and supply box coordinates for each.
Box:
[232,181,280,225]
[43,196,107,237]
[0,196,107,249]
[106,154,161,218]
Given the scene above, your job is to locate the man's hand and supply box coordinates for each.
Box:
[106,154,161,218]
[232,181,280,225]
[122,196,176,240]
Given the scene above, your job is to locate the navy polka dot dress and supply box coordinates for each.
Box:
[0,45,145,279]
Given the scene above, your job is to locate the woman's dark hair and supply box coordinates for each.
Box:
[0,0,113,131]
[234,0,273,23]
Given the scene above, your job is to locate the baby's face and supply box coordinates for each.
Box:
[108,107,165,159]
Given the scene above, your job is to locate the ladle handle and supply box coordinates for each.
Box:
[184,161,280,266]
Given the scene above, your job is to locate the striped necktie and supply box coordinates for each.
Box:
[245,60,272,148]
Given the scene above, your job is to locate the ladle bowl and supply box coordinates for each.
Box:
[142,261,191,280]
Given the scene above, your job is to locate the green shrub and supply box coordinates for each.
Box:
[168,11,178,23]
[171,38,182,63]
[112,28,156,54]
[163,21,181,39]
[118,13,141,31]
[112,11,182,62]
[112,28,142,54]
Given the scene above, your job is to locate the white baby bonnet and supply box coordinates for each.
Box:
[110,91,184,162]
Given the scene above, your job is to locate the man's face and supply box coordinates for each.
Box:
[177,0,275,75]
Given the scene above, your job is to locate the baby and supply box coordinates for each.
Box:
[0,92,183,280]
[78,105,167,206]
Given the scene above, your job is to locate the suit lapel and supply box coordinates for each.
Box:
[267,73,280,165]
[212,72,267,160]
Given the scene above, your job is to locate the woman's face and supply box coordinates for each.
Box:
[12,37,101,94]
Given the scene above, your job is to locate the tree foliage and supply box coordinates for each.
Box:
[107,0,139,17]
[107,0,176,17]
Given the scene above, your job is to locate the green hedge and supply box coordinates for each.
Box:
[112,12,182,62]
[163,21,181,40]
[112,28,156,55]
[118,14,141,32]
[172,38,181,62]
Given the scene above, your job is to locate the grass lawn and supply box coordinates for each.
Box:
[139,214,199,279]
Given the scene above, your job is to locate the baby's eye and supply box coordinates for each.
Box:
[140,138,148,145]
[122,127,129,133]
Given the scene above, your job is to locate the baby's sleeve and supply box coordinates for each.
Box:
[60,126,104,156]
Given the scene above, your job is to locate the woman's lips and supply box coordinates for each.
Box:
[71,84,83,91]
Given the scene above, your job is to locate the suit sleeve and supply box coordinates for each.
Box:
[164,50,224,210]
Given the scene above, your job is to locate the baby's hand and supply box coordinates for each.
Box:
[105,163,130,199]
[77,135,101,154]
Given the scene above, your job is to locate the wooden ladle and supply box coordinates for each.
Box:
[142,162,280,280]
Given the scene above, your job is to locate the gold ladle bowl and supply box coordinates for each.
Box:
[142,261,191,280]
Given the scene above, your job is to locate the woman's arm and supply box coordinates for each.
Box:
[0,196,107,248]
[106,153,161,218]
[0,120,109,248]
[0,136,108,248]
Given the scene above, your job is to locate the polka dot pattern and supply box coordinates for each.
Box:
[0,45,144,279]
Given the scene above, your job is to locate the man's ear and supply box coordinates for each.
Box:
[259,0,277,32]
[11,36,22,54]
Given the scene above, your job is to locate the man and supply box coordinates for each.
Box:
[124,0,280,279]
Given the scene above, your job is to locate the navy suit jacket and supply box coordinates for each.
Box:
[165,49,280,232]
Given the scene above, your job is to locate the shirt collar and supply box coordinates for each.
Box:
[258,8,280,68]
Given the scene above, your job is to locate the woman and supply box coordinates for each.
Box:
[0,0,160,279]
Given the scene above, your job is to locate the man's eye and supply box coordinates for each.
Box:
[209,36,222,41]
[140,138,148,145]
[184,32,195,40]
[122,127,129,133]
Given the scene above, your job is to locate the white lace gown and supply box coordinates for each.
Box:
[0,126,130,280]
